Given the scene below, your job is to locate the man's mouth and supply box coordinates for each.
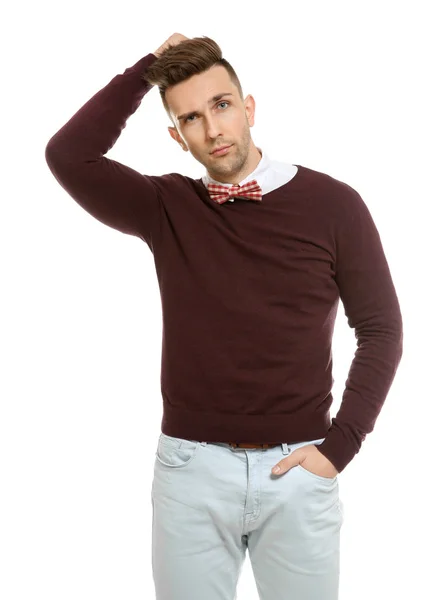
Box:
[210,145,233,156]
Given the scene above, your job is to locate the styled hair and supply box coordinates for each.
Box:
[141,35,244,124]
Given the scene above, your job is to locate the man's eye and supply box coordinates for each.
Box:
[184,101,229,123]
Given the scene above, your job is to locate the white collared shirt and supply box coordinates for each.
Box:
[201,146,299,201]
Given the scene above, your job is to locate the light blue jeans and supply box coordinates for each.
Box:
[151,433,344,600]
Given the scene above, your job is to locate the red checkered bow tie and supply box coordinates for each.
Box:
[207,179,263,204]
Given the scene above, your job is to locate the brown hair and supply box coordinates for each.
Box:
[141,36,244,124]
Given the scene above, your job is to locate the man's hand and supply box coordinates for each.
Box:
[272,444,339,478]
[153,33,190,58]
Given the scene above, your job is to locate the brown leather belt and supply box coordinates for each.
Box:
[228,442,280,449]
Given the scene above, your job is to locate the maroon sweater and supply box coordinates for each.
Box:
[44,51,403,473]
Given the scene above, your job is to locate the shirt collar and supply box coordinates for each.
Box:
[202,146,270,192]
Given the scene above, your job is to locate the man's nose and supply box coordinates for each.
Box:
[204,117,223,139]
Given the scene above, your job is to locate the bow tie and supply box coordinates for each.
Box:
[207,179,263,204]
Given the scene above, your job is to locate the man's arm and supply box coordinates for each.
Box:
[317,185,404,474]
[44,51,161,242]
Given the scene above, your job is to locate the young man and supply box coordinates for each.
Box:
[45,33,403,600]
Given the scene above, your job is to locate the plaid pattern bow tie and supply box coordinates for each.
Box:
[207,179,263,204]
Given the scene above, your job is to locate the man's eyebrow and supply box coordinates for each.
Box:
[176,93,234,121]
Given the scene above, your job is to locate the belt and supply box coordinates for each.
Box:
[228,442,280,449]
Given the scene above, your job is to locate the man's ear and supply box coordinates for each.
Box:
[168,126,187,151]
[244,94,256,127]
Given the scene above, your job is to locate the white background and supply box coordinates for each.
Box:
[1,0,447,598]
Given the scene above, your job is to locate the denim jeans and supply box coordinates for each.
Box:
[151,433,344,600]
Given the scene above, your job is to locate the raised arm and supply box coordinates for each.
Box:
[44,51,161,243]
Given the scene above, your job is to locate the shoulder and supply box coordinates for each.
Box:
[298,165,370,222]
[299,165,361,200]
[142,171,205,196]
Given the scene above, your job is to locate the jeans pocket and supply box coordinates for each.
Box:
[295,462,337,483]
[155,433,201,468]
[290,438,337,484]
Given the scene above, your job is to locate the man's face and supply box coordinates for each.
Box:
[166,64,256,181]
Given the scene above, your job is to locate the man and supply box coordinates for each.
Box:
[45,33,403,600]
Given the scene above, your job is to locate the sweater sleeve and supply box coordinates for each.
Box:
[44,52,160,243]
[317,185,404,474]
